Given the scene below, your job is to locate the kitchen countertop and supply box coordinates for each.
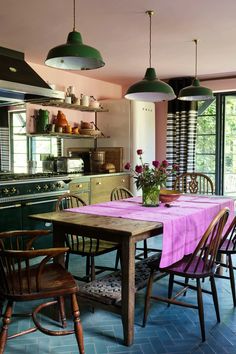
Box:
[0,171,130,184]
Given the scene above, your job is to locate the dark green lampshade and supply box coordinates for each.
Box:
[125,68,176,102]
[45,30,105,70]
[178,78,214,101]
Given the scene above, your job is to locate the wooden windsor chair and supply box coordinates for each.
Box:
[56,192,119,282]
[143,208,229,342]
[0,230,84,354]
[174,172,214,195]
[215,216,236,306]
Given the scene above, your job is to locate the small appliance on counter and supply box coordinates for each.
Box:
[89,150,105,173]
[56,157,84,173]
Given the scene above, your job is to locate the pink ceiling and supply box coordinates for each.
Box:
[1,0,236,88]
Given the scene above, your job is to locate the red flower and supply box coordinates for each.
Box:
[152,160,160,168]
[135,165,143,173]
[137,149,143,155]
[173,164,179,171]
[159,166,167,173]
[162,160,169,167]
[124,162,131,170]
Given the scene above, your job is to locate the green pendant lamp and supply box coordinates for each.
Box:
[178,39,213,101]
[45,0,105,70]
[125,10,176,102]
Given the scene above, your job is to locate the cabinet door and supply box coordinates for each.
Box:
[0,203,22,231]
[69,181,90,205]
[91,174,130,204]
[21,197,58,248]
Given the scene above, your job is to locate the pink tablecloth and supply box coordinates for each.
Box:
[66,195,235,268]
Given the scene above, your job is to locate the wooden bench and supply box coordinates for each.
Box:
[78,253,165,306]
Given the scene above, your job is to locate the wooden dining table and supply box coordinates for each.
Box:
[30,194,235,346]
[30,209,163,346]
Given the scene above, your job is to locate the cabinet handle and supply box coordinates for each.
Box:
[24,199,58,206]
[78,184,83,188]
[122,179,125,183]
[96,182,102,185]
[0,204,21,210]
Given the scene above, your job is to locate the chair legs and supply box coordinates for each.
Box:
[0,297,5,318]
[65,252,70,270]
[143,274,220,342]
[210,276,220,322]
[0,301,13,354]
[196,278,205,342]
[58,296,67,328]
[228,255,236,306]
[143,268,155,327]
[167,274,174,307]
[71,294,85,354]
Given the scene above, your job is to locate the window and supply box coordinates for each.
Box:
[9,109,60,173]
[195,93,236,196]
[195,100,216,186]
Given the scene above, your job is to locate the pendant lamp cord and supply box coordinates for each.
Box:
[73,0,76,31]
[146,10,154,68]
[194,39,198,79]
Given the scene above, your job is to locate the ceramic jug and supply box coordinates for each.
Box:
[56,110,68,127]
[80,94,89,107]
[36,109,49,133]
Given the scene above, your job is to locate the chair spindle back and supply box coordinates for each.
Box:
[184,208,229,273]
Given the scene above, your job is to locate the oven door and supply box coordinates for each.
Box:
[21,196,59,248]
[0,203,22,231]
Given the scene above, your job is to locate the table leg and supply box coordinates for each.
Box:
[53,224,66,266]
[121,238,135,346]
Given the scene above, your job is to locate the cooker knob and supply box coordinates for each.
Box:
[2,188,9,195]
[56,182,62,189]
[35,185,41,191]
[43,184,49,190]
[11,187,17,194]
[51,183,56,189]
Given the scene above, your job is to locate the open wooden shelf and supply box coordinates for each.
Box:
[37,100,109,112]
[20,132,110,139]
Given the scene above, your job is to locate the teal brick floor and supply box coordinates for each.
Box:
[2,238,236,354]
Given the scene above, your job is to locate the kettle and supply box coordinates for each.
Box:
[36,109,49,133]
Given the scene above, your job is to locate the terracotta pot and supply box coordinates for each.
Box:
[56,110,68,127]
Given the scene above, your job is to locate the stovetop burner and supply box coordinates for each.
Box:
[0,172,82,181]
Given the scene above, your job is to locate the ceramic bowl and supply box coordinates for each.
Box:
[159,189,181,203]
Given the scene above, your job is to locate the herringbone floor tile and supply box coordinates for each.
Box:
[2,242,236,353]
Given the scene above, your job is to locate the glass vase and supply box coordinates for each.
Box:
[142,185,161,207]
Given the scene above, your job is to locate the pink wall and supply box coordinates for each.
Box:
[201,77,236,92]
[27,64,236,162]
[155,101,168,161]
[29,62,122,100]
[27,62,122,133]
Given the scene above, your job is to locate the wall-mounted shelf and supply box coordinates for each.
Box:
[25,132,110,139]
[37,100,109,113]
[28,100,109,148]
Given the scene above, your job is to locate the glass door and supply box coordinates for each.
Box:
[195,92,236,196]
[223,95,236,196]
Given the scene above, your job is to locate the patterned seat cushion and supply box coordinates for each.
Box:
[78,253,163,305]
